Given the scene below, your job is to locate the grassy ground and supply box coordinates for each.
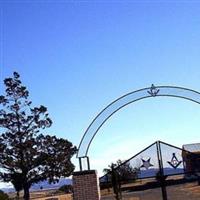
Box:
[8,189,72,200]
[101,181,200,200]
[33,194,72,200]
[8,179,200,200]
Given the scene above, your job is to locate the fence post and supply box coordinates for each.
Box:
[156,141,168,200]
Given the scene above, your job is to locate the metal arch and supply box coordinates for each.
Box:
[77,85,200,164]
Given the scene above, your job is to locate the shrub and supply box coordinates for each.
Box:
[0,190,9,200]
[58,184,73,193]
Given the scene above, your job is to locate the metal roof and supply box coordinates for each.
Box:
[182,143,200,152]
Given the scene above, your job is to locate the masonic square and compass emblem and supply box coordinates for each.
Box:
[167,153,182,169]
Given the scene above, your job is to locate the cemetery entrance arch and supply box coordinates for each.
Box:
[77,85,200,170]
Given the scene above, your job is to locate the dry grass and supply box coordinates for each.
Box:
[101,181,200,200]
[8,177,200,200]
[8,189,72,200]
[33,194,72,200]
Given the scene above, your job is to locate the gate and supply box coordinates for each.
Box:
[74,85,200,200]
[100,141,200,200]
[77,85,200,170]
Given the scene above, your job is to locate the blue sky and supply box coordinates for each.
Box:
[1,1,200,181]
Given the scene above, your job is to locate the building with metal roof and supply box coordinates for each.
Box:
[183,143,200,153]
[182,143,200,175]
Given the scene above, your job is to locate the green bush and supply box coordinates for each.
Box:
[0,190,9,200]
[58,184,73,193]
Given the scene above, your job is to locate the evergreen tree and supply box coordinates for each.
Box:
[0,72,77,200]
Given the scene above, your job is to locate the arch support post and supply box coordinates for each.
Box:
[79,156,90,171]
[73,170,101,200]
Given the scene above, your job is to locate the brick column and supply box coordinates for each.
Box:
[73,170,101,200]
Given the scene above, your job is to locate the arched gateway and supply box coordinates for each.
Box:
[77,85,200,170]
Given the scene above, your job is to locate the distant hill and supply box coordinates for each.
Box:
[100,167,184,182]
[31,178,72,191]
[0,178,72,193]
[138,167,184,178]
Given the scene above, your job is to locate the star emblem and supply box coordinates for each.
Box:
[167,153,182,169]
[140,158,154,170]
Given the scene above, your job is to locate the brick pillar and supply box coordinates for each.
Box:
[73,170,101,200]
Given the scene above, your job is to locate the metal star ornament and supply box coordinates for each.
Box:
[140,158,154,170]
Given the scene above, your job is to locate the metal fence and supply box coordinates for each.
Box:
[100,141,200,200]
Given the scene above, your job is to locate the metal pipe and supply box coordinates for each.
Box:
[79,157,83,171]
[156,141,168,200]
[87,156,90,170]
